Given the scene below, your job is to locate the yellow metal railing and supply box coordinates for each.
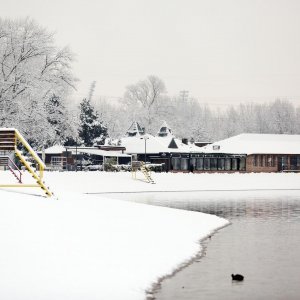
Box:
[131,161,155,184]
[0,128,52,197]
[14,129,46,180]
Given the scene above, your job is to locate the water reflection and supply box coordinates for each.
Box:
[148,196,300,300]
[139,196,300,221]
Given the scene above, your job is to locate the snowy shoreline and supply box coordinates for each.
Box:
[0,171,229,300]
[146,222,230,300]
[0,171,300,299]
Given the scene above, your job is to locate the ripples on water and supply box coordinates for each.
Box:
[139,194,300,300]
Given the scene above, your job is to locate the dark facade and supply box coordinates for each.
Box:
[170,153,246,172]
[140,152,247,172]
[142,151,300,173]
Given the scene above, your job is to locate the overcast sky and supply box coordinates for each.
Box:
[2,0,300,107]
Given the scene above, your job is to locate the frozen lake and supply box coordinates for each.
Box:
[139,195,300,300]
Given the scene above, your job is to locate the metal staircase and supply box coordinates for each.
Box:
[140,162,155,184]
[0,155,22,183]
[0,128,52,197]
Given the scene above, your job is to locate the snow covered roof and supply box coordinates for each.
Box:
[0,128,16,131]
[121,135,201,154]
[41,146,131,157]
[156,121,174,138]
[125,121,144,137]
[77,148,131,157]
[202,133,300,155]
[121,135,169,154]
[41,145,67,154]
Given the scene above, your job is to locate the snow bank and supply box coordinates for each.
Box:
[47,171,300,195]
[0,171,228,300]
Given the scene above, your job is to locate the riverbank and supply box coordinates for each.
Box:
[0,171,228,300]
[1,171,299,299]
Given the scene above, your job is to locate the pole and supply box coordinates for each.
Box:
[65,147,68,171]
[75,138,78,172]
[144,139,147,163]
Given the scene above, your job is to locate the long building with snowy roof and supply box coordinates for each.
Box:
[201,133,300,172]
[39,123,300,173]
[121,125,300,172]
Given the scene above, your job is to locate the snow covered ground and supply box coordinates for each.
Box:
[0,171,300,300]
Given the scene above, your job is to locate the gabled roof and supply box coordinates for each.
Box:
[202,133,300,155]
[125,121,144,137]
[121,121,203,154]
[156,121,174,138]
[168,138,178,149]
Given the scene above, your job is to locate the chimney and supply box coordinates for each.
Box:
[182,138,188,145]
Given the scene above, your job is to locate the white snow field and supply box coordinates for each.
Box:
[0,171,300,300]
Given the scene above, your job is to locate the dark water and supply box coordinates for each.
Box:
[144,195,300,300]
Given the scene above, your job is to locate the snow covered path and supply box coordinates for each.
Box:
[0,171,229,300]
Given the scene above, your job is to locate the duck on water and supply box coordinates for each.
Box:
[231,274,244,281]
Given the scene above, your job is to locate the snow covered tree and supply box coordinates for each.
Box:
[45,94,77,145]
[268,99,296,134]
[0,17,77,147]
[94,97,130,138]
[123,75,166,133]
[223,106,241,138]
[78,98,108,146]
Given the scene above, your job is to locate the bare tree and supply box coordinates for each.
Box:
[87,81,96,102]
[123,75,166,133]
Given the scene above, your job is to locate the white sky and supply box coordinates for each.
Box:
[2,0,300,107]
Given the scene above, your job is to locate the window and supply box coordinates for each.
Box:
[282,156,288,165]
[232,158,238,170]
[239,157,246,171]
[267,155,275,167]
[172,158,181,170]
[218,158,225,170]
[280,156,288,171]
[204,158,210,170]
[263,155,267,167]
[196,158,204,170]
[293,156,300,169]
[267,155,270,167]
[210,158,217,170]
[181,158,189,170]
[253,155,258,167]
[290,156,297,170]
[297,156,300,167]
[225,158,231,170]
[190,158,196,169]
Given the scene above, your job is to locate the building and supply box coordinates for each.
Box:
[120,121,202,171]
[39,145,131,171]
[202,133,300,172]
[41,124,299,173]
[122,126,300,173]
